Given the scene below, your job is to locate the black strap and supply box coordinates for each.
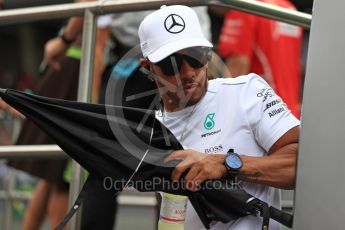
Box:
[188,193,211,229]
[247,198,270,230]
[54,174,98,230]
[261,202,270,230]
[54,196,83,230]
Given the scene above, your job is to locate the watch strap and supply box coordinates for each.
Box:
[58,26,74,45]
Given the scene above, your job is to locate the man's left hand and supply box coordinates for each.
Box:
[165,149,227,191]
[0,99,24,119]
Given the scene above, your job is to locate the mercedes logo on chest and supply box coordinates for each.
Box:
[164,14,185,34]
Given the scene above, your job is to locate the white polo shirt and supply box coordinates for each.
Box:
[156,73,300,230]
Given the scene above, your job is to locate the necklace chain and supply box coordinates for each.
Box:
[179,105,197,142]
[162,104,198,143]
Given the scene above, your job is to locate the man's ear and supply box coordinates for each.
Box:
[140,58,154,82]
[140,58,149,68]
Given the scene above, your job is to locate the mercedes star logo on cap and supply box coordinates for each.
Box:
[164,14,185,34]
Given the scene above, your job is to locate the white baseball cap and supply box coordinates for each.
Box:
[138,5,213,63]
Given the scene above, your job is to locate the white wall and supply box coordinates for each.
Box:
[293,0,345,229]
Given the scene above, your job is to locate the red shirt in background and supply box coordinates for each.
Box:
[218,0,303,117]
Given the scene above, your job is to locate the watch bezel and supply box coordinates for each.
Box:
[224,152,243,172]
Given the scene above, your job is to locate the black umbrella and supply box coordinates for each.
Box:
[0,88,293,230]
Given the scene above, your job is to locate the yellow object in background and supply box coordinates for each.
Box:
[158,193,188,230]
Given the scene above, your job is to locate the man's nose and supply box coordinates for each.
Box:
[179,59,196,80]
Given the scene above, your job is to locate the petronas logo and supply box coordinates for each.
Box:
[204,113,215,130]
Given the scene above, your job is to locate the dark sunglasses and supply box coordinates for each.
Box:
[149,47,212,76]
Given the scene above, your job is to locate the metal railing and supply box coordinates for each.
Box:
[218,0,311,28]
[0,0,312,28]
[0,145,67,159]
[0,0,310,229]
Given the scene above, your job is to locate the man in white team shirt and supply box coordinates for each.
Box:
[139,5,300,230]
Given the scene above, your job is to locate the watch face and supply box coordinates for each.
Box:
[226,153,242,170]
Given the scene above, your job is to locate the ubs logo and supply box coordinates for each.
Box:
[164,14,185,34]
[257,88,274,102]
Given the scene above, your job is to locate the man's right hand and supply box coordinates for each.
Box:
[44,37,69,71]
[164,149,227,191]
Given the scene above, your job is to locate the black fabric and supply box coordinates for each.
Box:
[80,176,118,230]
[0,89,293,230]
[55,174,99,230]
[85,63,156,230]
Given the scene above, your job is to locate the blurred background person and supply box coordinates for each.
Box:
[2,41,82,230]
[217,0,303,118]
[1,1,90,230]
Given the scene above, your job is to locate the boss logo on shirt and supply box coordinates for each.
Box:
[257,88,275,102]
[205,144,224,154]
